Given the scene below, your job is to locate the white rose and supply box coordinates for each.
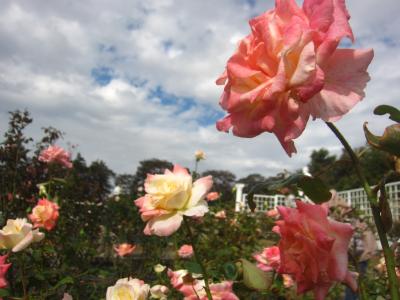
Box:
[0,218,44,252]
[106,278,150,300]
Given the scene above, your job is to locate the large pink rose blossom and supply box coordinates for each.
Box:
[216,0,373,156]
[39,145,72,168]
[276,200,356,299]
[135,165,212,236]
[178,244,194,259]
[0,255,11,289]
[29,198,59,231]
[253,246,281,272]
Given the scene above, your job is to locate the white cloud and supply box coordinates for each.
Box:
[0,0,399,180]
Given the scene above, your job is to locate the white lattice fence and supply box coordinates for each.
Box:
[235,181,400,219]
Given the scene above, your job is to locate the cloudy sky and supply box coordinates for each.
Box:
[0,0,399,179]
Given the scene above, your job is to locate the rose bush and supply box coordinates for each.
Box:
[216,0,373,155]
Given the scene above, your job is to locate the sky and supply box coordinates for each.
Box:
[0,0,399,179]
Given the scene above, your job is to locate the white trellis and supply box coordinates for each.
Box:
[235,181,400,220]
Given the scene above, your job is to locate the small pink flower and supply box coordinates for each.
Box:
[178,244,194,259]
[272,225,280,235]
[62,293,73,300]
[253,246,281,272]
[215,210,226,219]
[216,0,373,156]
[29,198,59,231]
[276,201,356,300]
[266,209,279,218]
[168,269,190,290]
[135,164,212,236]
[206,192,220,201]
[39,145,72,168]
[114,243,136,257]
[0,255,11,289]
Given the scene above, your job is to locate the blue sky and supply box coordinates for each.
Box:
[0,0,399,178]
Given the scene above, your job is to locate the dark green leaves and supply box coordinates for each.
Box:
[297,176,332,204]
[364,123,400,156]
[184,261,203,274]
[247,174,332,209]
[223,262,238,280]
[374,105,400,123]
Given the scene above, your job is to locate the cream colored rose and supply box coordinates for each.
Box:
[0,218,45,252]
[194,150,205,161]
[153,264,166,274]
[150,285,169,299]
[106,278,150,300]
[135,165,212,236]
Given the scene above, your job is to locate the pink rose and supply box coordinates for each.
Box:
[181,281,239,300]
[216,0,373,156]
[0,255,11,289]
[266,208,279,218]
[253,246,281,272]
[215,210,226,219]
[168,269,192,290]
[29,198,59,231]
[114,243,136,257]
[178,244,194,259]
[206,192,220,201]
[272,225,280,235]
[135,165,212,236]
[276,200,356,299]
[39,145,72,168]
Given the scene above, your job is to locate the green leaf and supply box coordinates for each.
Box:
[184,261,203,274]
[223,262,238,280]
[51,276,74,290]
[297,176,332,204]
[374,105,400,123]
[247,174,332,205]
[364,123,400,156]
[0,289,10,297]
[239,259,272,292]
[247,192,257,212]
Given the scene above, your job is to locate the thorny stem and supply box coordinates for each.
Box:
[326,122,399,300]
[183,217,213,300]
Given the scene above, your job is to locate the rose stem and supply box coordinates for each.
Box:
[183,217,213,300]
[326,121,399,299]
